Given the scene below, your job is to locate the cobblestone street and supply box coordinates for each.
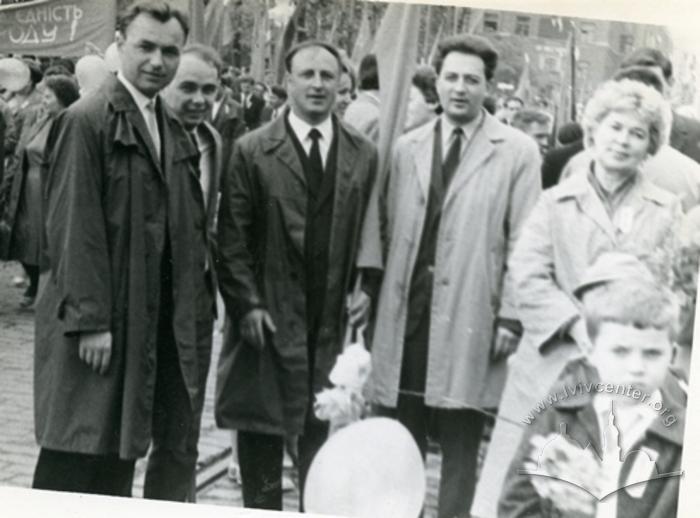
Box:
[0,261,441,515]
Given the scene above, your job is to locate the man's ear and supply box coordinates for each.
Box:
[115,30,125,50]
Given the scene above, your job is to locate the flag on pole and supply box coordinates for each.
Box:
[427,18,444,64]
[274,2,300,84]
[188,0,206,44]
[250,0,269,82]
[203,0,235,54]
[351,2,374,65]
[514,53,530,103]
[356,2,421,270]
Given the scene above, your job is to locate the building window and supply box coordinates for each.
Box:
[579,22,596,43]
[619,34,634,54]
[483,12,499,33]
[515,15,531,36]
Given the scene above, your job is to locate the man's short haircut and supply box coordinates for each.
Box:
[24,60,43,86]
[182,43,222,77]
[270,85,287,100]
[411,65,438,104]
[44,75,80,109]
[239,74,254,85]
[432,34,498,81]
[582,277,680,342]
[118,1,189,40]
[621,47,673,82]
[511,109,553,130]
[284,40,342,74]
[506,95,524,107]
[357,53,378,90]
[557,122,583,145]
[614,65,664,94]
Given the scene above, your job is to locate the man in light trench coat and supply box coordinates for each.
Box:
[214,40,377,511]
[361,34,541,518]
[32,2,204,497]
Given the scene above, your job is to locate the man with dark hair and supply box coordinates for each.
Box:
[147,43,223,501]
[364,34,541,518]
[621,46,700,163]
[31,1,202,498]
[511,109,553,156]
[215,39,377,510]
[238,74,265,131]
[261,84,288,122]
[343,53,380,142]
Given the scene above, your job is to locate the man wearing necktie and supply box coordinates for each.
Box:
[153,43,223,501]
[215,40,378,510]
[32,2,203,498]
[362,35,542,517]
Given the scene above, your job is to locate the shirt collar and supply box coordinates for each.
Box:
[117,71,156,112]
[440,109,483,144]
[287,108,333,143]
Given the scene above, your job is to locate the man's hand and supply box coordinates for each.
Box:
[347,289,371,327]
[241,308,276,350]
[78,331,112,375]
[491,325,520,361]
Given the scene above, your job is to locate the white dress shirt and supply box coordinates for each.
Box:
[440,109,484,162]
[287,110,334,169]
[117,71,161,158]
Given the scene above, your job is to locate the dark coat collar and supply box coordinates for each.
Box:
[550,358,686,447]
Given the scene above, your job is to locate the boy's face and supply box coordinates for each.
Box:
[589,322,673,399]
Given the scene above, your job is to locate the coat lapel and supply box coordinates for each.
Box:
[410,122,436,202]
[328,120,356,221]
[443,112,497,208]
[263,113,307,190]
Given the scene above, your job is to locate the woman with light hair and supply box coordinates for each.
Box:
[472,79,682,517]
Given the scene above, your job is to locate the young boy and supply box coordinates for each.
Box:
[498,253,686,518]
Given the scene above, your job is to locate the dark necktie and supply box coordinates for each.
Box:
[442,127,463,188]
[307,128,323,196]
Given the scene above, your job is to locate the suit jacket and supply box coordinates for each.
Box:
[363,112,542,410]
[214,112,378,435]
[541,139,584,189]
[670,112,700,164]
[241,92,265,131]
[34,75,202,459]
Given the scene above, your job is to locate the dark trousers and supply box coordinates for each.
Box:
[142,272,214,502]
[238,411,329,511]
[32,448,135,496]
[21,262,39,297]
[378,394,486,518]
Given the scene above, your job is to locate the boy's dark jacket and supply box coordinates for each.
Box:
[498,358,686,518]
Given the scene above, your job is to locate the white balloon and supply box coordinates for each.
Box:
[304,417,426,518]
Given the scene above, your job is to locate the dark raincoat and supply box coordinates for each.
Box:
[34,76,204,460]
[214,113,377,436]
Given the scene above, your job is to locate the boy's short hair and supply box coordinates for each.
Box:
[582,278,680,342]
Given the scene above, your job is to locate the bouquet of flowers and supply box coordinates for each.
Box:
[314,337,371,435]
[522,432,603,516]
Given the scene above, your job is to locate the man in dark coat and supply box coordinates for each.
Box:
[32,2,202,497]
[215,40,377,510]
[212,75,246,163]
[239,74,265,131]
[148,43,223,501]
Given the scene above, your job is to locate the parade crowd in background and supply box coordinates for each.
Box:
[1,1,699,517]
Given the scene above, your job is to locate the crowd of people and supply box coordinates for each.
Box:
[0,1,698,517]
